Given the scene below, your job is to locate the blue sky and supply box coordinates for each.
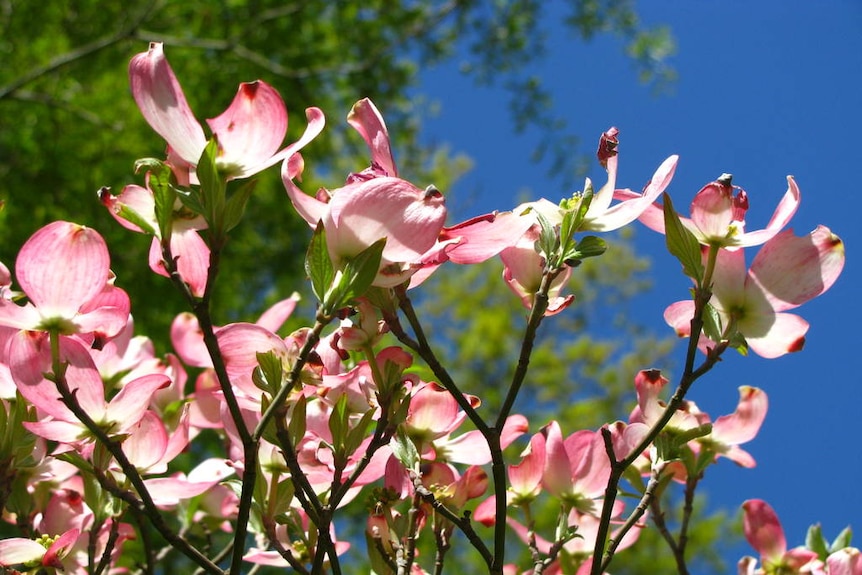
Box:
[416,1,861,567]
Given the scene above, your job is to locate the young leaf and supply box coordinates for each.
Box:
[701,302,723,343]
[345,408,378,456]
[134,158,178,241]
[806,523,829,561]
[110,200,158,236]
[662,192,705,284]
[223,179,257,233]
[176,185,205,216]
[532,209,558,263]
[287,394,308,449]
[254,351,283,395]
[391,430,420,473]
[830,526,853,553]
[305,222,335,303]
[324,238,386,312]
[328,394,350,454]
[563,235,607,265]
[567,180,594,233]
[196,137,226,232]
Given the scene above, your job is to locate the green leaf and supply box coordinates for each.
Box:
[324,237,386,312]
[287,394,308,448]
[176,185,205,216]
[390,430,420,473]
[306,221,335,303]
[532,209,558,262]
[135,158,178,242]
[701,301,723,343]
[568,179,594,232]
[345,408,377,456]
[254,351,284,395]
[672,423,712,446]
[563,235,607,265]
[258,395,280,446]
[728,331,749,356]
[806,523,829,560]
[112,201,158,237]
[328,394,350,453]
[196,137,226,234]
[223,179,257,233]
[662,192,704,284]
[365,530,395,575]
[830,526,853,552]
[272,478,296,516]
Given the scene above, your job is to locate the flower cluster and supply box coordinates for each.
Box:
[0,42,847,575]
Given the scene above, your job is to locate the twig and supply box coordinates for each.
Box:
[0,1,160,100]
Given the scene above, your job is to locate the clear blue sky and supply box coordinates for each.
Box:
[416,1,861,567]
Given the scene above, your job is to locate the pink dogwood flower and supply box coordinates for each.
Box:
[9,335,169,451]
[130,42,324,181]
[0,529,79,571]
[623,173,800,250]
[101,179,210,297]
[579,128,678,232]
[283,102,449,287]
[630,370,768,469]
[827,548,862,575]
[499,223,575,315]
[285,98,526,287]
[404,382,526,465]
[0,221,128,340]
[538,421,610,512]
[665,225,845,358]
[740,499,821,574]
[493,130,677,313]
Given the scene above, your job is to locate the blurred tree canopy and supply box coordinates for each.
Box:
[0,2,738,573]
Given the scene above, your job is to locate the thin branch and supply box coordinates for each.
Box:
[602,461,667,569]
[591,251,727,575]
[161,240,255,575]
[0,1,160,100]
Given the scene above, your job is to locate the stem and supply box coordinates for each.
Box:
[496,270,556,428]
[94,518,122,575]
[128,505,156,575]
[161,241,255,575]
[261,515,310,575]
[590,267,727,575]
[394,288,490,435]
[432,524,451,575]
[397,492,423,575]
[602,461,668,570]
[411,478,494,566]
[391,290,500,571]
[676,473,701,572]
[392,264,558,575]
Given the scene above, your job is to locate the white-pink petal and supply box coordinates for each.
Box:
[742,499,787,561]
[0,537,50,566]
[736,176,801,248]
[586,154,678,232]
[711,386,767,446]
[326,177,447,263]
[741,312,809,359]
[107,374,170,429]
[206,81,288,176]
[347,98,397,177]
[16,221,110,317]
[130,43,208,165]
[748,226,845,312]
